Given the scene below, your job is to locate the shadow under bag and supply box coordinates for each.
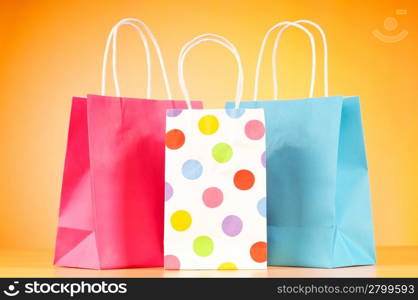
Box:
[226,20,375,268]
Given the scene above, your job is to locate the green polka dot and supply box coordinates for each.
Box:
[193,236,214,257]
[212,143,233,163]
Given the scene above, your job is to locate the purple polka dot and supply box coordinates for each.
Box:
[222,215,243,237]
[165,182,173,201]
[261,151,266,168]
[167,109,182,117]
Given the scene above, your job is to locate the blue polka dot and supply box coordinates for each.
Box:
[257,197,266,217]
[182,160,203,180]
[226,108,245,118]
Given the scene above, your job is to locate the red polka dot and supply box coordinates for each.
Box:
[165,129,185,149]
[233,169,255,190]
[245,120,265,140]
[250,241,267,263]
[164,255,180,269]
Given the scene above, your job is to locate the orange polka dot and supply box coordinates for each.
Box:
[165,129,185,149]
[250,241,267,263]
[233,169,255,190]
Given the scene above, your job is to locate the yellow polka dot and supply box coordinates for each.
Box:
[218,262,237,270]
[170,210,192,231]
[198,115,219,135]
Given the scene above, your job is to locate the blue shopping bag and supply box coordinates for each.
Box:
[226,20,375,268]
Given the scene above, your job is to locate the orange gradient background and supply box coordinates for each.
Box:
[0,0,417,253]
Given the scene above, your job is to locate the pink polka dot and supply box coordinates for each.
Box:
[164,255,180,270]
[245,120,265,140]
[202,187,223,208]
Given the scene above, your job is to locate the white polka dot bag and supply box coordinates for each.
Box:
[164,34,267,270]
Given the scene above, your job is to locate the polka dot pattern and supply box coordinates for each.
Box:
[182,160,203,180]
[165,182,173,201]
[222,215,243,237]
[164,255,180,269]
[198,115,219,135]
[245,120,265,140]
[212,143,233,163]
[261,151,266,168]
[164,109,266,269]
[167,109,182,117]
[226,108,245,118]
[170,210,192,231]
[234,169,255,190]
[257,197,266,218]
[193,236,214,257]
[202,187,223,208]
[250,241,267,263]
[166,129,185,149]
[218,262,237,270]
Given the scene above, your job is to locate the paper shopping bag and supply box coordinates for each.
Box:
[54,19,202,269]
[164,34,267,270]
[226,20,375,268]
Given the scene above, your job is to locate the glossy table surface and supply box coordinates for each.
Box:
[0,246,417,277]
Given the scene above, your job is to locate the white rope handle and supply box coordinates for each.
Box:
[101,21,151,97]
[178,34,244,109]
[253,21,316,101]
[101,18,173,99]
[272,20,328,98]
[272,22,316,99]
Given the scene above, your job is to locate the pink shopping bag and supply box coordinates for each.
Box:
[54,19,202,269]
